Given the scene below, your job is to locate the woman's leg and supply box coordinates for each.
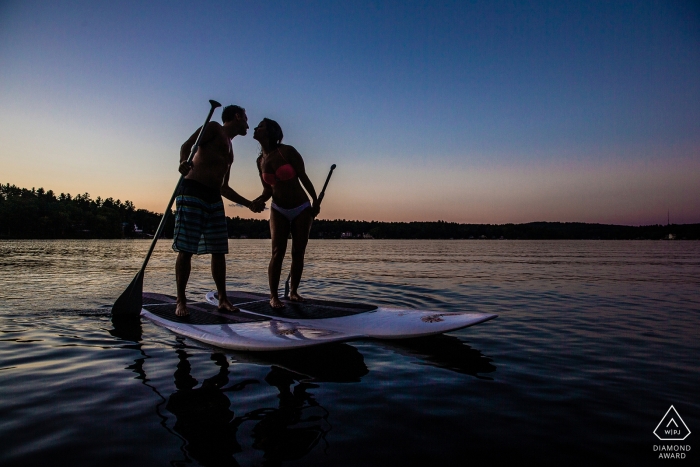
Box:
[289,208,314,301]
[269,208,291,308]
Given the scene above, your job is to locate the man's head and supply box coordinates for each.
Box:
[221,105,248,137]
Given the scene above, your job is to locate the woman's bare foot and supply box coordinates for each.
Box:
[218,298,240,313]
[176,300,189,317]
[270,296,285,309]
[289,291,304,302]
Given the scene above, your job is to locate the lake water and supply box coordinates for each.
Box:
[0,239,698,466]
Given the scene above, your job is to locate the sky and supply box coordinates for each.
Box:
[1,0,699,225]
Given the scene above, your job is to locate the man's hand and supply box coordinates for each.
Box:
[249,199,266,213]
[178,161,193,176]
[312,202,321,218]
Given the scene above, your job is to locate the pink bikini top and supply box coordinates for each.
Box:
[262,149,296,186]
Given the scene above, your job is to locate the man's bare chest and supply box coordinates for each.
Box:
[198,140,232,167]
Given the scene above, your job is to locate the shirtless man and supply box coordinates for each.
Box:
[174,105,261,316]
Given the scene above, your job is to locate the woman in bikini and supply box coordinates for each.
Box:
[250,118,320,308]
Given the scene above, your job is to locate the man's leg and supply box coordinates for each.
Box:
[172,189,206,317]
[211,253,239,313]
[176,251,193,316]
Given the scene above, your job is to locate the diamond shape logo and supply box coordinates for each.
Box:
[654,405,691,441]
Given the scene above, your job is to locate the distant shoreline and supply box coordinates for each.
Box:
[2,183,698,240]
[2,236,698,241]
[3,216,698,241]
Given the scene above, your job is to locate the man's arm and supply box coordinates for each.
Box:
[179,122,221,175]
[220,166,253,207]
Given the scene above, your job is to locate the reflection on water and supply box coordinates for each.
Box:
[380,334,497,380]
[239,368,329,465]
[232,344,369,384]
[109,318,495,466]
[167,350,244,466]
[162,345,347,466]
[1,240,699,465]
[112,318,355,465]
[110,317,144,342]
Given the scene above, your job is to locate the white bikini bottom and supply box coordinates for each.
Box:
[271,201,311,222]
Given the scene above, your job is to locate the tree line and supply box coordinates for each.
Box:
[0,184,167,239]
[1,184,697,240]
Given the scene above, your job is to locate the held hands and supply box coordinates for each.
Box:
[178,161,193,176]
[312,201,321,218]
[249,199,266,213]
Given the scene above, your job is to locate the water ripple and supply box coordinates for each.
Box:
[0,239,699,465]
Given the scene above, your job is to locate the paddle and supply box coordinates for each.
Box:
[111,99,222,318]
[316,163,336,205]
[283,163,336,298]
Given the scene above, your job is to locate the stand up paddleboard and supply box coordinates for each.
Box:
[140,293,363,351]
[205,291,497,340]
[140,292,496,351]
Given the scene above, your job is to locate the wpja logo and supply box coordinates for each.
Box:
[653,405,691,460]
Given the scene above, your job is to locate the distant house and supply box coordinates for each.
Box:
[341,232,353,238]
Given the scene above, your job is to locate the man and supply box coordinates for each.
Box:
[174,105,261,316]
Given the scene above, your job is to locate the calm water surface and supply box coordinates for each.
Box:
[0,240,698,466]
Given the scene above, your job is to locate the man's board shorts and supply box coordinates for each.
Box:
[172,179,228,255]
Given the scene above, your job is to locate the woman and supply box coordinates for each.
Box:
[250,118,320,308]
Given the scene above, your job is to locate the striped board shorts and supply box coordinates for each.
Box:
[172,179,228,255]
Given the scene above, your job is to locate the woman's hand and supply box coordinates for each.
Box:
[249,199,266,213]
[312,201,321,218]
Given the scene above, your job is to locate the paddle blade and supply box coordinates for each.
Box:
[111,270,144,318]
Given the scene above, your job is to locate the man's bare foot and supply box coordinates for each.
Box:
[218,299,240,313]
[176,300,189,317]
[270,296,285,309]
[289,291,304,302]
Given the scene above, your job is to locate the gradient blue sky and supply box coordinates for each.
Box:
[1,0,699,224]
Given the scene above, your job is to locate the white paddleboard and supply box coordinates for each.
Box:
[205,290,497,339]
[141,293,363,351]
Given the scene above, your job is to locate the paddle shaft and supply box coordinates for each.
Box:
[316,163,336,206]
[137,100,221,273]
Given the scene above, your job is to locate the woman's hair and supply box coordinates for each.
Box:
[257,118,285,170]
[261,118,283,147]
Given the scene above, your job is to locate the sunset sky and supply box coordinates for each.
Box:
[1,1,699,225]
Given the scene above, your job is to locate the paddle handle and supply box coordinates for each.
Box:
[138,100,221,272]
